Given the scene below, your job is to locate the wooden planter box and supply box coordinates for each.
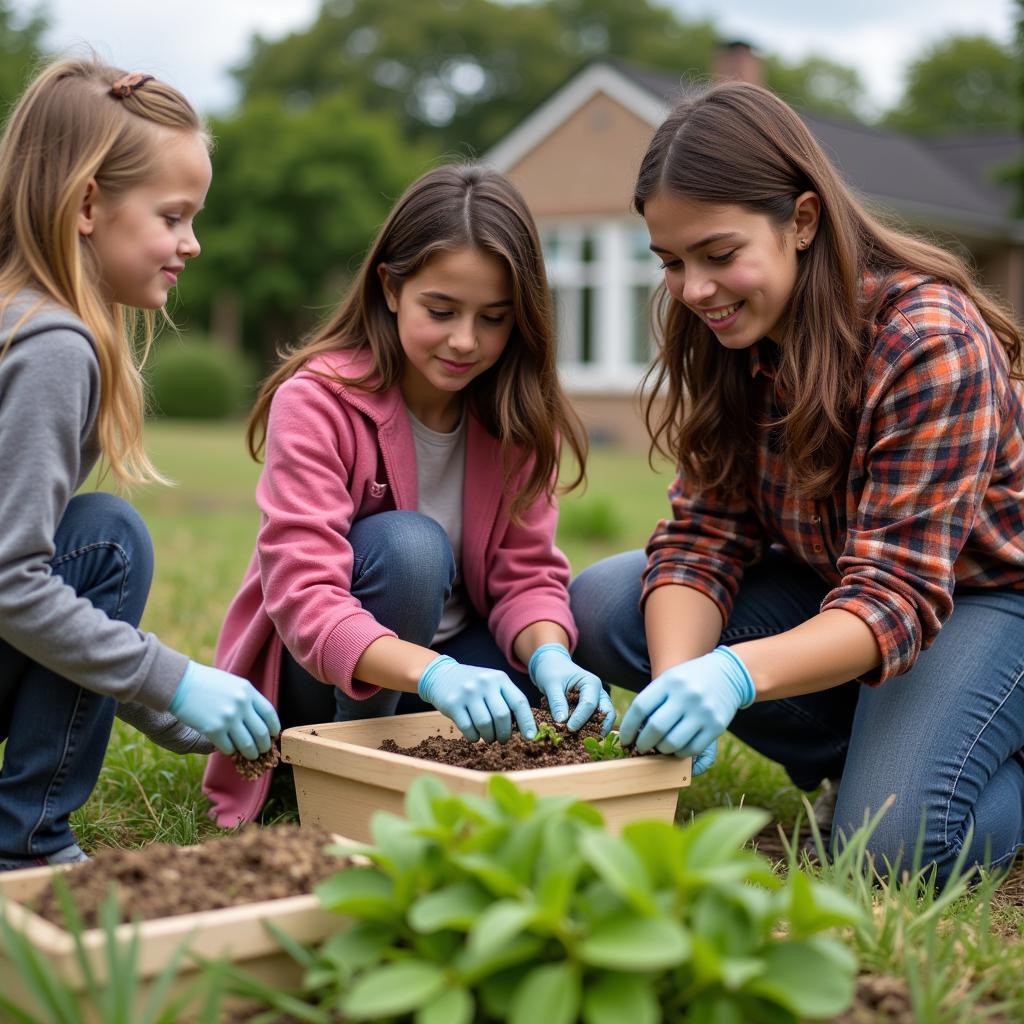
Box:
[282,710,691,842]
[0,847,345,1021]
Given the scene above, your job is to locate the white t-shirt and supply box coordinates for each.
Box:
[409,410,470,643]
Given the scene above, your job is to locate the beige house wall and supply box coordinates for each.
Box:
[977,245,1024,320]
[504,93,655,217]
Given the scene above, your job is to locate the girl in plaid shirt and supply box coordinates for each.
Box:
[571,81,1024,883]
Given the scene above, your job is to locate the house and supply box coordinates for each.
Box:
[485,45,1024,446]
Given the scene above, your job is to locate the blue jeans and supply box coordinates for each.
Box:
[278,511,539,728]
[0,493,154,862]
[570,549,1024,884]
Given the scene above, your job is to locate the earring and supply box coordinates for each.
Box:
[797,238,809,249]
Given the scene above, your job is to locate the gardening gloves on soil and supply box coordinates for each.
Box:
[619,646,755,772]
[528,643,616,735]
[417,655,538,743]
[169,660,281,760]
[115,700,215,755]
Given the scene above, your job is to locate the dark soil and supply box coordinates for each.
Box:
[378,704,654,770]
[232,737,282,780]
[28,825,343,929]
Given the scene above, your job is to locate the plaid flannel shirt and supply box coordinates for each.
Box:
[642,273,1024,684]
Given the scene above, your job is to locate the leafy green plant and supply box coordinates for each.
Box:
[0,876,223,1023]
[532,723,563,747]
[583,732,628,761]
[557,496,623,543]
[146,336,255,420]
[233,775,862,1023]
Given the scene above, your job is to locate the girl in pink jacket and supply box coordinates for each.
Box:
[205,165,614,824]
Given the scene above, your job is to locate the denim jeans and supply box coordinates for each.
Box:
[570,549,1024,884]
[278,510,539,729]
[0,492,154,862]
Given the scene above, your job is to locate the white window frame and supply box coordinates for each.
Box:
[542,217,661,393]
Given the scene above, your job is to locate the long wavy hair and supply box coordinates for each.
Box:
[634,81,1023,500]
[0,57,208,485]
[249,163,587,520]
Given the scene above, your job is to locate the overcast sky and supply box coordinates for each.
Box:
[10,0,1019,118]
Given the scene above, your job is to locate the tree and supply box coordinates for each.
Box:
[232,0,717,154]
[178,91,429,359]
[883,34,1019,135]
[0,2,46,118]
[763,54,866,121]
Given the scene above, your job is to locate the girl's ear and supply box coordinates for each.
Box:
[77,179,99,237]
[792,190,820,246]
[377,262,398,313]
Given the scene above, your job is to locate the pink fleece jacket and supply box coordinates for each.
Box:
[203,349,577,825]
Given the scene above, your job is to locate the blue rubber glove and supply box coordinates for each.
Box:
[691,740,717,777]
[619,646,755,758]
[417,655,538,743]
[169,661,281,760]
[528,643,616,735]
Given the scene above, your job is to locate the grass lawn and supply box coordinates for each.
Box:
[26,419,1024,1018]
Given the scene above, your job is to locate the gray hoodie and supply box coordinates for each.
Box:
[0,294,188,711]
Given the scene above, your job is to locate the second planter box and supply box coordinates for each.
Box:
[281,711,691,842]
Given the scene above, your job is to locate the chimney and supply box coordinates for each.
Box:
[712,40,763,87]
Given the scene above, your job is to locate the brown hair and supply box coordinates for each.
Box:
[634,81,1023,499]
[0,57,208,485]
[249,163,587,519]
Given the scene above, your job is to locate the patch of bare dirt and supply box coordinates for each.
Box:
[29,825,341,929]
[379,705,653,771]
[830,975,916,1023]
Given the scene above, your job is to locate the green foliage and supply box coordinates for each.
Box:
[532,722,563,746]
[558,496,622,543]
[146,336,255,419]
[233,775,861,1022]
[883,34,1020,134]
[232,0,717,153]
[0,3,46,120]
[763,54,866,121]
[184,90,428,358]
[583,732,627,761]
[0,876,221,1022]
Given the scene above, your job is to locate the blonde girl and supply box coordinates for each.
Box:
[0,59,278,870]
[204,164,614,826]
[571,81,1024,884]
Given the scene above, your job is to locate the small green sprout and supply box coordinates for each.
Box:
[583,731,628,761]
[532,722,564,746]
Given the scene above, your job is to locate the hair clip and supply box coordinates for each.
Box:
[110,72,154,99]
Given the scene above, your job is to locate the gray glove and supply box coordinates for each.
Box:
[115,700,215,755]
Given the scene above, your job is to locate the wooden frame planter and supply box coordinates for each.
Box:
[282,710,692,842]
[0,848,345,1021]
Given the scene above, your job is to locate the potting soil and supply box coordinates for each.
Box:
[378,705,651,770]
[232,737,282,780]
[28,825,341,928]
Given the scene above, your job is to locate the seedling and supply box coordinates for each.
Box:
[531,722,563,746]
[584,731,628,761]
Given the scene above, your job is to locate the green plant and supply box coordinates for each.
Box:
[0,876,223,1023]
[557,497,623,543]
[233,775,862,1023]
[583,732,628,761]
[146,336,254,420]
[532,723,563,746]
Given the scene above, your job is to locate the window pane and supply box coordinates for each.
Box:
[630,284,654,365]
[580,285,595,364]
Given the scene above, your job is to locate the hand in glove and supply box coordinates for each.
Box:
[169,661,281,760]
[417,655,537,743]
[528,643,616,734]
[619,646,755,759]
